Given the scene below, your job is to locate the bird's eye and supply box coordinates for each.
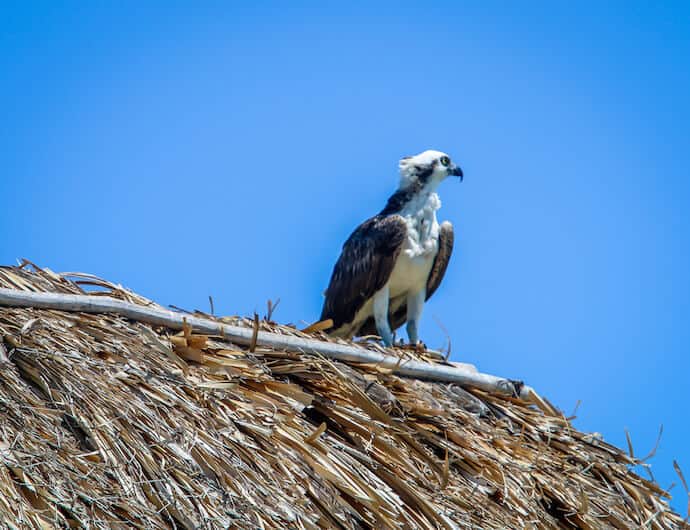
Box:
[440,156,450,167]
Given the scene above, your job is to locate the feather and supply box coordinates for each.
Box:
[359,221,453,335]
[320,215,407,334]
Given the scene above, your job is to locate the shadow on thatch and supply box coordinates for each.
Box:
[0,264,685,529]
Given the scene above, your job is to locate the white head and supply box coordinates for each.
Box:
[398,149,463,190]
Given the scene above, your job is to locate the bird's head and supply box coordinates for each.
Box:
[398,150,463,190]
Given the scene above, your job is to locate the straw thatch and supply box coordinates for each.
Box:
[0,263,685,529]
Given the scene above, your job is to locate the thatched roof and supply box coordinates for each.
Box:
[0,264,685,529]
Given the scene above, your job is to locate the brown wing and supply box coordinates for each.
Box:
[359,221,454,335]
[425,220,454,300]
[320,215,407,332]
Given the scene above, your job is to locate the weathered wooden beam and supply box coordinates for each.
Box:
[0,287,540,402]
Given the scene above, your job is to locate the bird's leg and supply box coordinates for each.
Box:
[406,288,426,345]
[373,285,394,347]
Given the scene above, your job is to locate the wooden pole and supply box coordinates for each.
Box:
[0,287,538,401]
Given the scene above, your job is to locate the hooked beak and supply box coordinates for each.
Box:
[450,165,464,181]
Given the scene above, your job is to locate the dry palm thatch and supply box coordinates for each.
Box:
[0,263,685,529]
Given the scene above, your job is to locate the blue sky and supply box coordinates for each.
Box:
[2,1,689,515]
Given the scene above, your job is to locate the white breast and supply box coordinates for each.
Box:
[336,191,442,337]
[388,192,441,298]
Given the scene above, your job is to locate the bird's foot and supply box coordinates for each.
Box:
[399,340,427,353]
[378,329,395,347]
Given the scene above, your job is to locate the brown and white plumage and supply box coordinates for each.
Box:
[357,221,454,337]
[320,150,462,346]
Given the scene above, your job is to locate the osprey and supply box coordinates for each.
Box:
[320,150,462,346]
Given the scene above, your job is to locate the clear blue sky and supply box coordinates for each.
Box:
[2,1,689,515]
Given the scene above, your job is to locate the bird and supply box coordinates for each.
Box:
[320,149,462,347]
